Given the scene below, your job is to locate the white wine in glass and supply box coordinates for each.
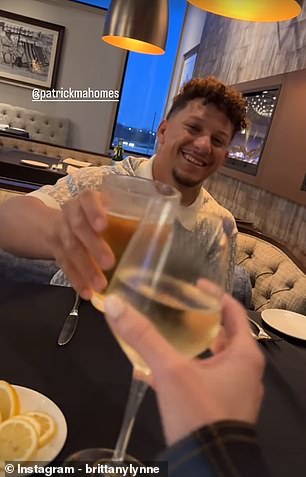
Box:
[112,268,221,376]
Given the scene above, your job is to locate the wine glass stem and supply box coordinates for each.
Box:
[112,376,148,462]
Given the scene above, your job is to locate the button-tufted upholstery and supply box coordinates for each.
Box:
[0,103,69,145]
[236,232,306,314]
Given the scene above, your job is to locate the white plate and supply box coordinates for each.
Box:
[66,165,79,175]
[21,160,50,169]
[63,158,91,168]
[261,309,306,340]
[9,127,27,133]
[0,385,67,473]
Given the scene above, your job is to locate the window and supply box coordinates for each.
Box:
[111,0,187,156]
[69,0,186,156]
[225,87,281,175]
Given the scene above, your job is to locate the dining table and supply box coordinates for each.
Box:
[0,148,66,192]
[1,280,306,476]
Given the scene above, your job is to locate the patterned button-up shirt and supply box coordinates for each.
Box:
[30,156,237,291]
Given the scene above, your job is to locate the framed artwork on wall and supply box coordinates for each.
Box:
[176,44,199,93]
[0,10,64,89]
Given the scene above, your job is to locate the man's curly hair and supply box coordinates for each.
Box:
[167,77,247,137]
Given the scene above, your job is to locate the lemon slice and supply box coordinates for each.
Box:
[0,381,20,420]
[25,411,56,448]
[14,415,41,437]
[0,417,38,467]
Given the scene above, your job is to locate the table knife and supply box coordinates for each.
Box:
[57,293,81,346]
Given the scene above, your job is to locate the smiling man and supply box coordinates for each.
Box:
[0,77,247,298]
[157,101,231,193]
[153,87,238,206]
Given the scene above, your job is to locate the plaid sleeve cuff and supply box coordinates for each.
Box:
[158,420,271,477]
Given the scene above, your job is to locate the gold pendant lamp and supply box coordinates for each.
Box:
[187,0,303,22]
[102,0,169,54]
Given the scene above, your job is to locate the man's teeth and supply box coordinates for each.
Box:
[183,153,205,166]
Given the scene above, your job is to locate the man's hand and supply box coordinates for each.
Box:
[103,287,265,445]
[50,190,115,299]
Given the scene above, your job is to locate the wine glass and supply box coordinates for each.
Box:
[66,205,228,472]
[106,210,229,377]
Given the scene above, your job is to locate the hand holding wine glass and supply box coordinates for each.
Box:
[104,288,265,445]
[97,210,231,465]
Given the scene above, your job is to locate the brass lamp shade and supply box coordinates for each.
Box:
[187,0,303,22]
[102,0,169,54]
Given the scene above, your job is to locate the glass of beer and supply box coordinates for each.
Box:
[91,174,181,312]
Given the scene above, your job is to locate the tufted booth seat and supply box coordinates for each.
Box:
[236,231,306,314]
[0,102,69,145]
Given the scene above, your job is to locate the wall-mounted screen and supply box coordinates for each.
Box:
[224,87,280,175]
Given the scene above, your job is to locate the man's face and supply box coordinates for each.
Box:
[155,99,234,191]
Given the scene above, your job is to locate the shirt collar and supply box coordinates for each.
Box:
[135,155,204,230]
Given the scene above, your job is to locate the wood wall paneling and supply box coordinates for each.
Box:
[204,172,306,265]
[195,9,306,84]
